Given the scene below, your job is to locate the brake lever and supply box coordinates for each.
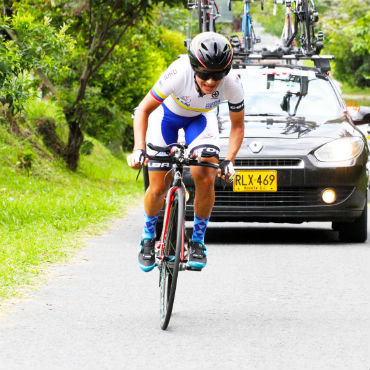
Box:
[136,167,142,182]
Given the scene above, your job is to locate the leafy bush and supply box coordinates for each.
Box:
[80,140,94,155]
[83,24,185,151]
[0,9,75,114]
[18,150,34,175]
[322,0,370,87]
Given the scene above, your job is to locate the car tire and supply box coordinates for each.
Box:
[333,201,368,243]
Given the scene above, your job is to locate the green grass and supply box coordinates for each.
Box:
[343,97,370,106]
[0,109,143,298]
[339,83,370,106]
[340,82,370,97]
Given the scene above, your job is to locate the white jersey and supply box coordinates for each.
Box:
[149,56,244,117]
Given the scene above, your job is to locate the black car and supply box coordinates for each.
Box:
[181,64,369,243]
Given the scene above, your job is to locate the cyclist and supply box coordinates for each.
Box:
[128,32,245,272]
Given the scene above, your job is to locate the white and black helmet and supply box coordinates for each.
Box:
[188,32,233,71]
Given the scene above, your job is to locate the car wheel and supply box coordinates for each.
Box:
[333,201,368,243]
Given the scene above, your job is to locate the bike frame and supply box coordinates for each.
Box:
[230,0,259,54]
[241,1,252,50]
[158,169,187,264]
[281,1,295,48]
[285,0,318,55]
[198,0,220,32]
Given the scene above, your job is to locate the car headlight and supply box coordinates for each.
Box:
[314,137,364,162]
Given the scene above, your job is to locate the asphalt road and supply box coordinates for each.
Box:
[0,203,369,370]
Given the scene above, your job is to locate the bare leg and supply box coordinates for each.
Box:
[144,171,172,217]
[190,157,218,218]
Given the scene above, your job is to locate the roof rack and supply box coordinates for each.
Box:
[232,50,334,74]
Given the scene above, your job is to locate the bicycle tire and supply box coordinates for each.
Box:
[198,0,207,32]
[246,16,253,52]
[301,0,311,53]
[282,11,293,47]
[159,187,185,330]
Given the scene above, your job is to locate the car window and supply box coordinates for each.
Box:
[239,68,343,121]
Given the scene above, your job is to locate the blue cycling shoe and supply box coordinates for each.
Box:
[138,238,156,272]
[187,240,207,270]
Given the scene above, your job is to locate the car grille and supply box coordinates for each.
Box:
[214,187,354,207]
[232,158,303,168]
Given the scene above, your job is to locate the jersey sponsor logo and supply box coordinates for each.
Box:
[178,96,191,107]
[163,69,178,80]
[148,162,171,169]
[205,100,221,109]
[211,91,219,99]
[191,145,220,158]
[229,101,244,112]
[203,147,220,155]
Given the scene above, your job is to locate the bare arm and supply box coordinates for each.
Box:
[225,109,245,162]
[217,109,244,181]
[129,92,162,169]
[133,92,162,151]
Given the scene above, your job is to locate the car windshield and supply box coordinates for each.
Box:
[218,67,344,122]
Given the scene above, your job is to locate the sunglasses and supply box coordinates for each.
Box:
[193,67,230,81]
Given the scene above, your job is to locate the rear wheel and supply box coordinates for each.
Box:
[333,201,368,243]
[282,12,294,47]
[159,188,184,330]
[301,0,312,53]
[246,33,253,53]
[198,0,206,32]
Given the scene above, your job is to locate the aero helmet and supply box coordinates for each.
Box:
[188,32,233,71]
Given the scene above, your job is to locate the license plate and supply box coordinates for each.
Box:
[233,170,277,192]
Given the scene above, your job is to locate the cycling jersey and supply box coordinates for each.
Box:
[146,56,244,170]
[150,56,244,116]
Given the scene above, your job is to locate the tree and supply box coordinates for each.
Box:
[83,23,186,153]
[8,0,185,171]
[322,0,370,87]
[0,8,74,130]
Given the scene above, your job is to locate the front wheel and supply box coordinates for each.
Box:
[159,187,185,330]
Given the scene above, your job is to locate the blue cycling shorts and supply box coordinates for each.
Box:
[146,103,220,171]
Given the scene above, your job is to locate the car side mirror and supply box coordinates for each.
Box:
[347,105,370,125]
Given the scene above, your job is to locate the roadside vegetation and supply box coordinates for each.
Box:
[0,98,144,298]
[0,1,186,298]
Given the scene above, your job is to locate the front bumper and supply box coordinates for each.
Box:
[183,154,368,223]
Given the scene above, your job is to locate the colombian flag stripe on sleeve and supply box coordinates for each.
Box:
[150,87,167,102]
